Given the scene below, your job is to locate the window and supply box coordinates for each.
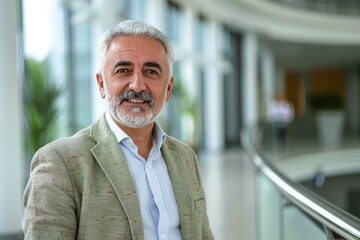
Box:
[166,1,182,43]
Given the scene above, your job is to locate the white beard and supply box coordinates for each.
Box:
[102,76,169,129]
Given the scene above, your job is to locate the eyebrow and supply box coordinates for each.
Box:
[113,60,132,69]
[112,61,163,73]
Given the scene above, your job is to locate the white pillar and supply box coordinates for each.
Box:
[147,0,166,32]
[179,8,198,143]
[260,45,276,119]
[204,21,224,152]
[0,0,23,235]
[181,7,197,94]
[91,0,118,121]
[242,32,258,127]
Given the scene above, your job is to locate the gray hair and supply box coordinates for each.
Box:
[97,20,174,74]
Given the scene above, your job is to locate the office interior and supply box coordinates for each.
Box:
[1,0,360,239]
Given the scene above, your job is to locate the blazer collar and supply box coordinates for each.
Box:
[89,114,144,238]
[161,139,195,239]
[90,114,195,239]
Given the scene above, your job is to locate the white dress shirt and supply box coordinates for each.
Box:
[105,112,182,240]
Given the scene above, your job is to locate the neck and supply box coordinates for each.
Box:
[119,122,155,160]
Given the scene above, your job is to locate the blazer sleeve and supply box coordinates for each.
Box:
[23,146,77,239]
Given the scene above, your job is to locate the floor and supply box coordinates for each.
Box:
[199,148,257,240]
[197,131,360,240]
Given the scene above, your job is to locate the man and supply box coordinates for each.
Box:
[268,90,294,146]
[24,20,214,240]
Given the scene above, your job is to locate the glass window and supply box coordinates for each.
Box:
[220,26,232,58]
[117,0,131,19]
[196,14,208,55]
[72,24,92,130]
[117,0,147,21]
[130,0,148,21]
[166,1,182,43]
[59,0,93,133]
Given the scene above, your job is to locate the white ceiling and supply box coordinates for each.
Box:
[265,39,360,71]
[173,0,360,70]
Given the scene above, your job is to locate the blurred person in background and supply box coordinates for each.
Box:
[268,90,294,147]
[23,20,214,240]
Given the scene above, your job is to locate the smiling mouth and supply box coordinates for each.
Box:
[124,99,149,113]
[123,98,152,106]
[127,98,147,103]
[119,90,155,107]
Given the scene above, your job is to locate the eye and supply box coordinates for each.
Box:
[116,68,129,73]
[145,69,158,75]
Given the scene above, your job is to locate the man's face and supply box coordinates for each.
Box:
[97,36,173,129]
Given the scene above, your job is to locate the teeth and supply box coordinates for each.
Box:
[128,99,144,103]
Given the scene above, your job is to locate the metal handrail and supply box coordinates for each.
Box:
[241,126,360,239]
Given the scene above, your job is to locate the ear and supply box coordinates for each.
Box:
[96,73,106,99]
[165,76,174,102]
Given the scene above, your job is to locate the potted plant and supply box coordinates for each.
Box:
[161,77,198,149]
[310,91,345,149]
[24,58,62,173]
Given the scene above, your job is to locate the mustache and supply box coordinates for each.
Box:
[119,90,155,107]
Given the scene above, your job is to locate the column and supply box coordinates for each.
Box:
[203,21,225,152]
[260,45,276,118]
[147,0,166,32]
[242,32,258,127]
[91,0,118,121]
[0,0,24,237]
[181,8,197,94]
[179,8,198,143]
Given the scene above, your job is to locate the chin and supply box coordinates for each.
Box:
[116,111,156,128]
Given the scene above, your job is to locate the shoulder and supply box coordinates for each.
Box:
[162,135,200,179]
[164,135,196,157]
[40,113,110,156]
[45,126,93,149]
[35,126,94,162]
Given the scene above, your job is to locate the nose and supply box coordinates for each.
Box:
[129,70,146,93]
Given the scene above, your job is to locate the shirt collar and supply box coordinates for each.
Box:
[105,111,167,149]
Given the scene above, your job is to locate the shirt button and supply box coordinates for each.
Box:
[160,234,166,240]
[145,165,150,173]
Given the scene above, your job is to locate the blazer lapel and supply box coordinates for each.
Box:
[161,140,195,239]
[89,115,143,238]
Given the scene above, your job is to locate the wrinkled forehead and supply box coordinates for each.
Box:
[109,36,166,53]
[105,36,169,66]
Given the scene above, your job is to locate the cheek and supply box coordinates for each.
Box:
[157,87,170,104]
[108,81,126,97]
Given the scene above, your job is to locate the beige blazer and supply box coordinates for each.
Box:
[24,114,214,240]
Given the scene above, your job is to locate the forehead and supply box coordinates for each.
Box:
[105,36,168,64]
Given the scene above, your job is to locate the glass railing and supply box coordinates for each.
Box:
[267,0,360,16]
[241,123,360,240]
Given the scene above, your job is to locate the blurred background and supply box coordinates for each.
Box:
[1,0,360,239]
